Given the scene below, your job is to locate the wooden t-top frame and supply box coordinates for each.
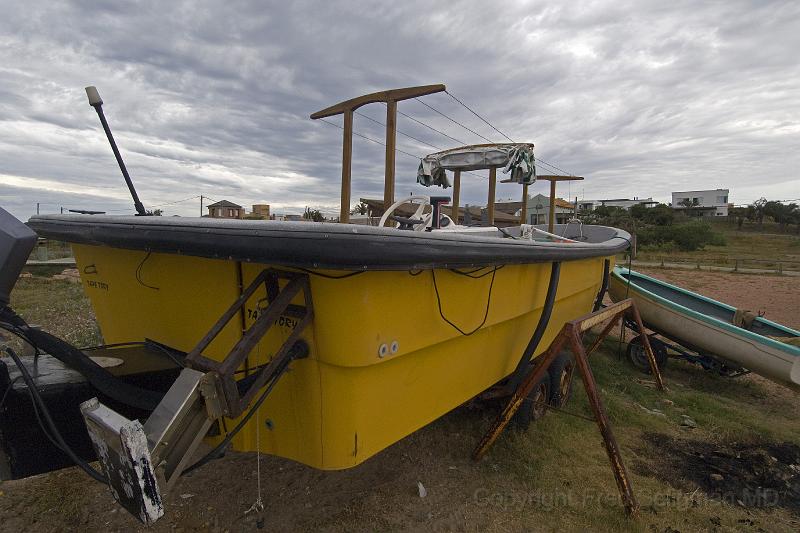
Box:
[536,174,584,232]
[311,85,583,230]
[311,84,446,223]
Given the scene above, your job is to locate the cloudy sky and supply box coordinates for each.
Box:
[1,0,798,221]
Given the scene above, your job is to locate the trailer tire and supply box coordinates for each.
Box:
[626,335,667,374]
[549,351,575,408]
[515,370,550,430]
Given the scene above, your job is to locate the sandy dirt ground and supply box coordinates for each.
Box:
[0,269,797,532]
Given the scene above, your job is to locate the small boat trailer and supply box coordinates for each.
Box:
[621,316,750,378]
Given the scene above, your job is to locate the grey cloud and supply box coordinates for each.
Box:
[1,0,798,223]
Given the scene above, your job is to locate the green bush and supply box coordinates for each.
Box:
[637,221,725,251]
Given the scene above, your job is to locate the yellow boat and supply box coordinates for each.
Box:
[4,84,630,523]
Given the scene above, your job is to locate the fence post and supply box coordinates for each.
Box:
[734,258,738,272]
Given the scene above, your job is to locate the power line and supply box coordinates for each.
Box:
[414,97,494,143]
[149,195,201,208]
[445,90,515,143]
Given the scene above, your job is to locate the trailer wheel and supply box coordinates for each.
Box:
[626,335,667,374]
[515,370,550,430]
[549,352,575,408]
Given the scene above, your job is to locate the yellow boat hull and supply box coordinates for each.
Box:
[72,243,612,470]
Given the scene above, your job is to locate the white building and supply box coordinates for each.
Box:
[577,197,656,212]
[671,189,729,217]
[523,194,576,225]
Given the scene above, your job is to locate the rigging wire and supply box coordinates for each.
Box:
[417,91,578,178]
[354,111,442,151]
[317,118,422,161]
[322,95,580,182]
[535,157,574,177]
[316,118,488,181]
[414,97,494,143]
[394,106,467,146]
[445,90,515,143]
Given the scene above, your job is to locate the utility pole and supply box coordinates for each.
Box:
[200,195,204,217]
[36,203,40,215]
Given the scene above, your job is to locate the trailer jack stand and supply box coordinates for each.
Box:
[472,298,666,518]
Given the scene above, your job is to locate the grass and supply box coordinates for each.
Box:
[6,277,101,348]
[1,275,799,532]
[634,220,800,269]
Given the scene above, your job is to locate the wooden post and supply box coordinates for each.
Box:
[310,84,446,224]
[340,109,353,224]
[548,179,556,233]
[383,100,397,216]
[488,167,497,226]
[451,170,461,222]
[520,183,528,225]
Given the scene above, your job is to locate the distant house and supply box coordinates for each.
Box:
[207,200,244,219]
[524,194,575,225]
[578,197,656,212]
[671,189,729,217]
[251,204,270,218]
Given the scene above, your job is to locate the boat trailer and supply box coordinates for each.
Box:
[621,315,750,378]
[473,298,667,517]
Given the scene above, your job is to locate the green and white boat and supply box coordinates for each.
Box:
[609,267,800,391]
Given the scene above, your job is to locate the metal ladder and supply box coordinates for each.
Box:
[80,269,313,524]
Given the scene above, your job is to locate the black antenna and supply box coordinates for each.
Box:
[85,86,146,216]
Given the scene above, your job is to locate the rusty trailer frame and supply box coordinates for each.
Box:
[472,298,666,517]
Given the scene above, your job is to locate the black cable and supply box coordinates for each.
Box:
[0,376,22,411]
[614,236,634,357]
[431,267,497,336]
[507,262,561,389]
[182,356,291,476]
[135,251,160,290]
[449,265,505,278]
[293,267,366,279]
[81,340,186,369]
[3,347,107,483]
[497,227,519,240]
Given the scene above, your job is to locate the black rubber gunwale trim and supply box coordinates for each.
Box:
[28,216,631,271]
